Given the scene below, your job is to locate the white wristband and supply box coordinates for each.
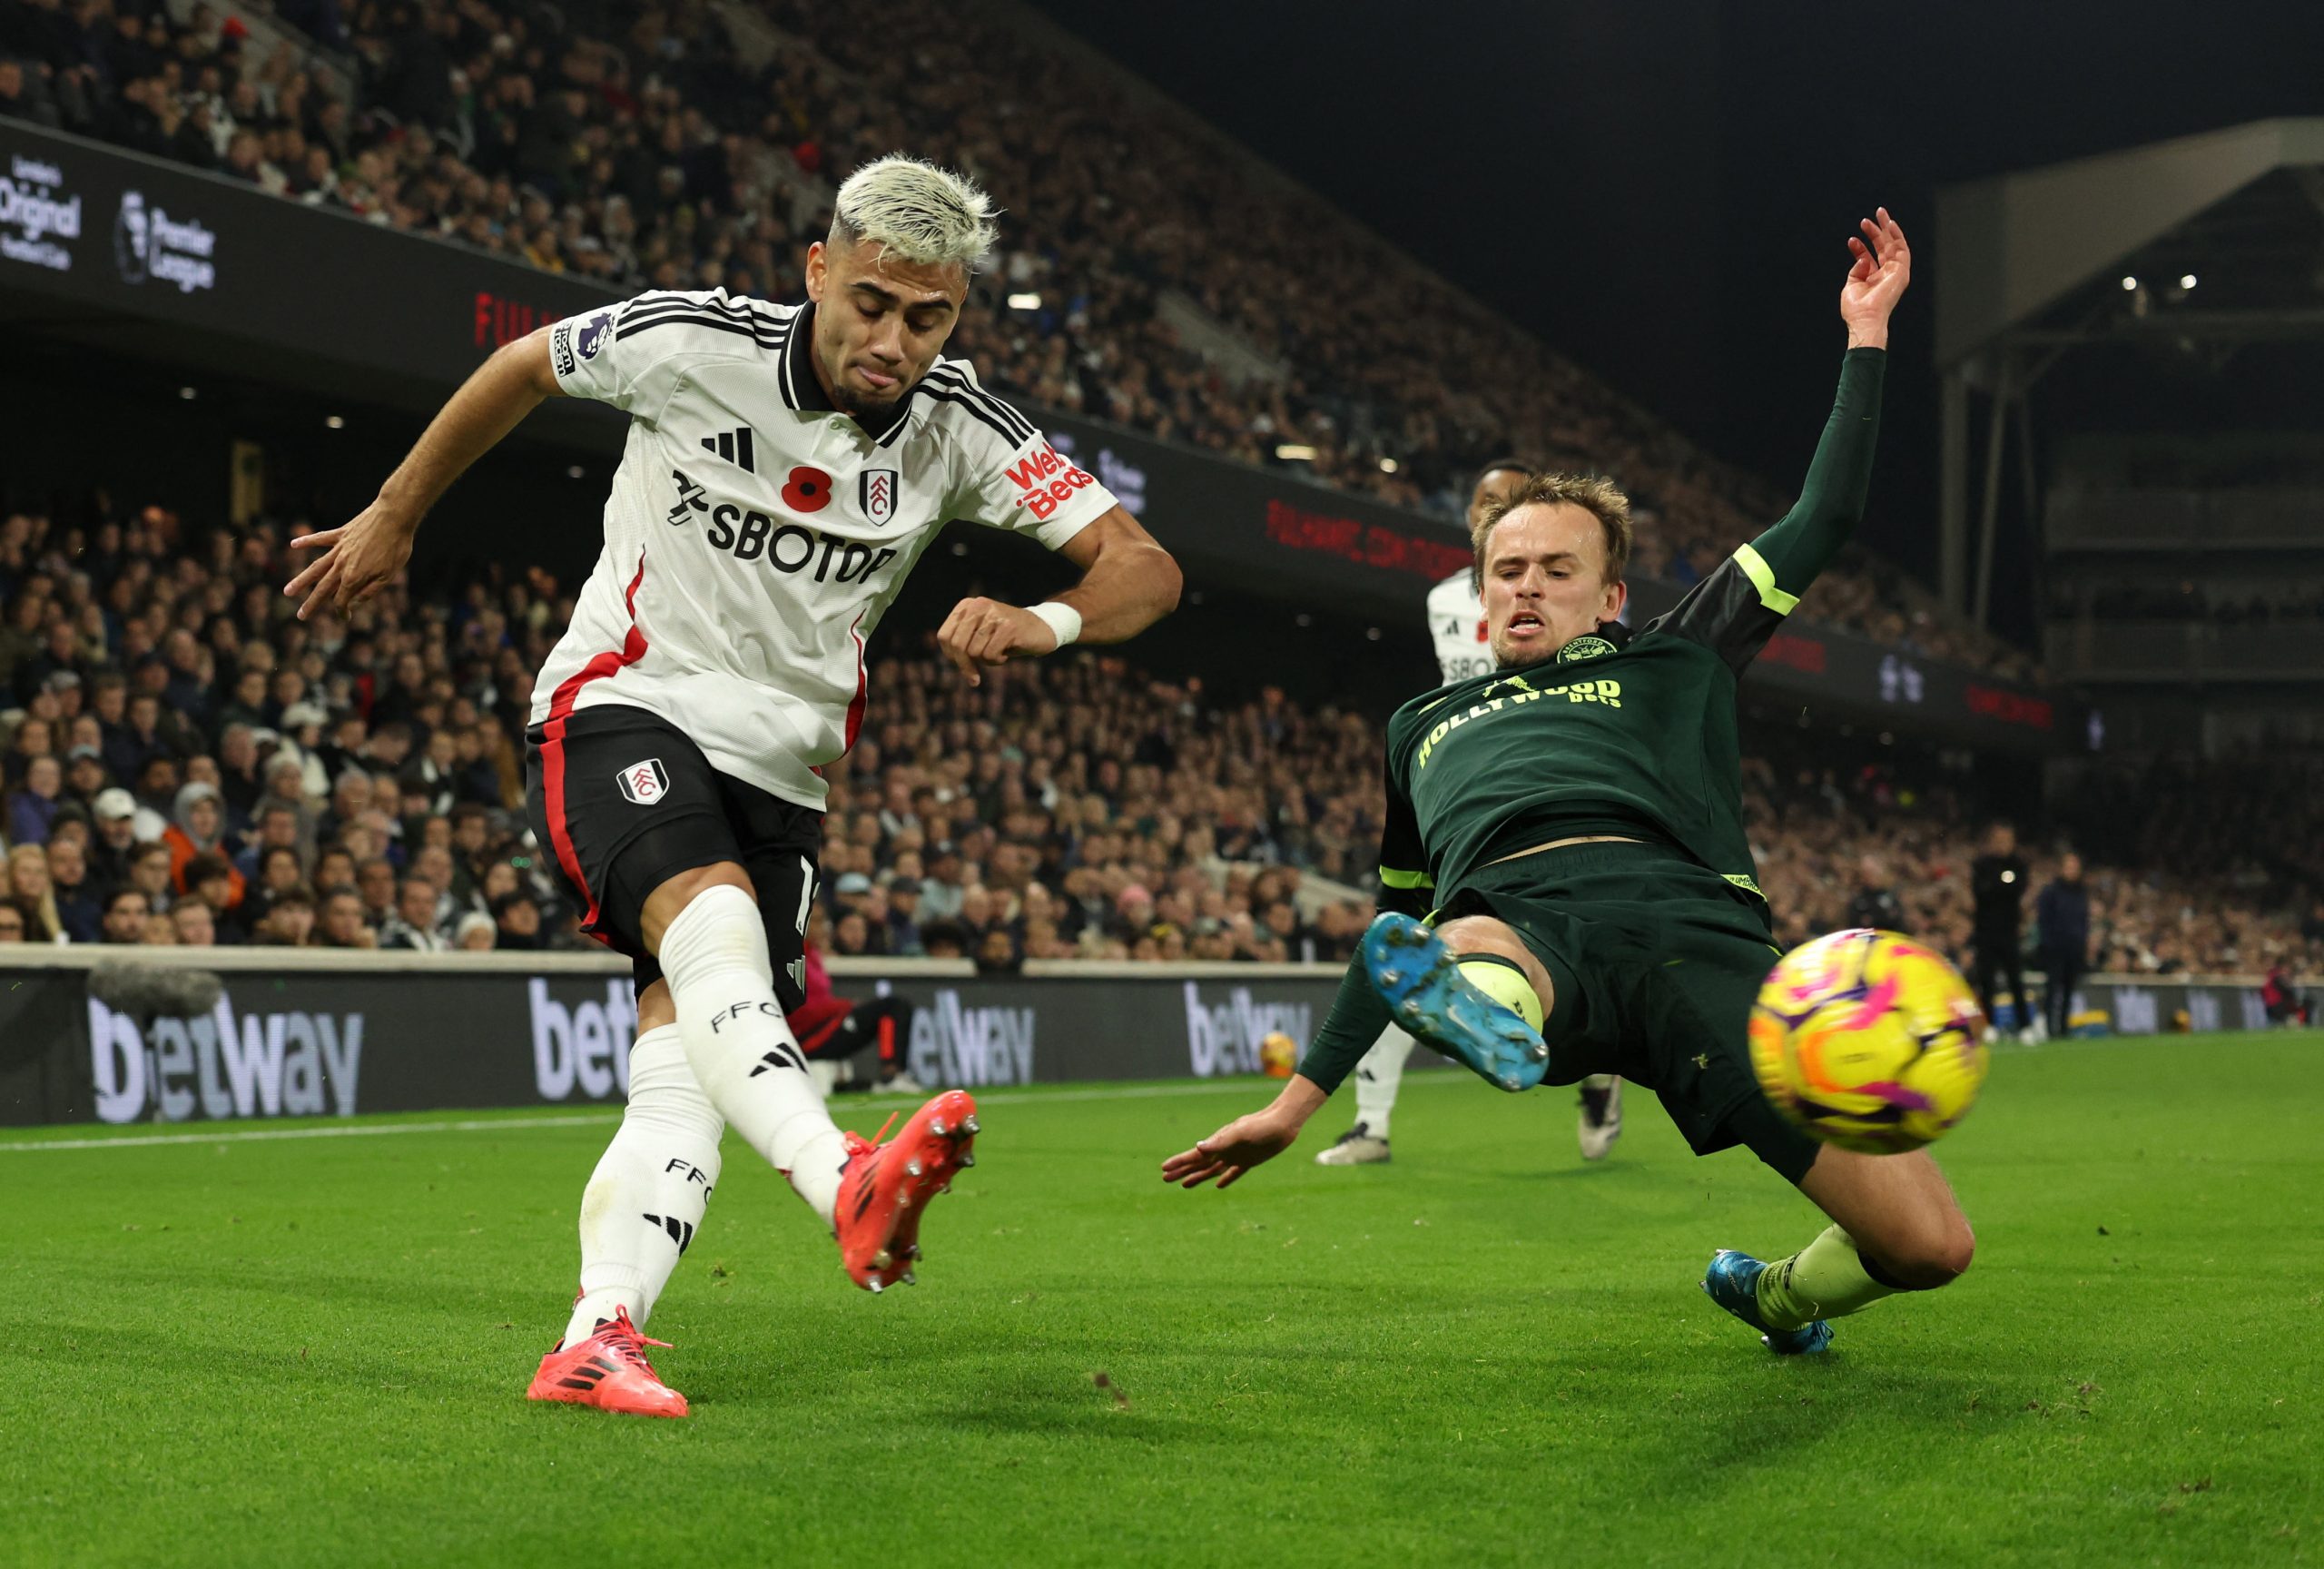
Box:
[1029,600,1082,649]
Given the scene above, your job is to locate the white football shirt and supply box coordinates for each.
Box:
[532,290,1118,810]
[1427,567,1491,686]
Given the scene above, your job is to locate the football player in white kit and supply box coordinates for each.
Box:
[286,156,1182,1416]
[1312,460,1623,1166]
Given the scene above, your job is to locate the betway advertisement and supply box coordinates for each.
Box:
[0,963,1351,1127]
[0,960,2278,1130]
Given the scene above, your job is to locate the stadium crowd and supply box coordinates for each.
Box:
[0,492,2315,1001]
[0,0,2034,681]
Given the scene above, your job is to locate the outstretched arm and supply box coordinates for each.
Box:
[1648,210,1910,670]
[1163,753,1423,1189]
[286,329,562,618]
[1161,1074,1330,1189]
[1744,209,1911,593]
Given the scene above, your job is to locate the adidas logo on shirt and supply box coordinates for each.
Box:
[701,426,757,472]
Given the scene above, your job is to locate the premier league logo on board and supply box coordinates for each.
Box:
[576,311,613,360]
[113,189,148,281]
[112,189,216,291]
[615,758,669,805]
[860,469,898,525]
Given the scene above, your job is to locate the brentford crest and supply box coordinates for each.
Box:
[860,468,899,524]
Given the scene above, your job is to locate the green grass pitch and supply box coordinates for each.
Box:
[4,1030,2319,1566]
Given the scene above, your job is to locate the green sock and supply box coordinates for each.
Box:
[1755,1225,1900,1330]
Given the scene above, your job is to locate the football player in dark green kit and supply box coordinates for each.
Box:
[1165,209,1974,1355]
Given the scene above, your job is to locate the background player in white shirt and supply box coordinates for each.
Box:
[286,155,1181,1417]
[1313,460,1624,1166]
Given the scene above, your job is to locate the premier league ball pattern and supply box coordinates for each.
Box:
[1748,928,1989,1154]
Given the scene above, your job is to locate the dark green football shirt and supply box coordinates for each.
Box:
[1301,348,1888,1092]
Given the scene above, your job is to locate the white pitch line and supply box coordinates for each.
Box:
[0,1111,620,1153]
[0,1074,1476,1155]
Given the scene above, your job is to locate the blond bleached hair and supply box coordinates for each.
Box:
[1471,472,1635,586]
[830,154,1000,272]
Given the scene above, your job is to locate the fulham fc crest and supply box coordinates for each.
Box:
[860,469,899,524]
[616,758,669,805]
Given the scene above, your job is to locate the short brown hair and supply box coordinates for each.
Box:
[1470,473,1634,587]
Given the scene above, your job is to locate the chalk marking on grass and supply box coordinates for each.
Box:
[0,1112,621,1153]
[0,1077,1476,1153]
[3,1029,2267,1156]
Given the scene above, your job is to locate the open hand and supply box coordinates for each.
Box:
[1840,207,1911,348]
[937,596,1059,687]
[283,501,419,620]
[1161,1107,1300,1189]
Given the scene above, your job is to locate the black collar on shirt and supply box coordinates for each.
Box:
[780,302,913,442]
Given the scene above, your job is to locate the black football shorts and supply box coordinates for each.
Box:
[524,703,819,1006]
[1434,840,1822,1186]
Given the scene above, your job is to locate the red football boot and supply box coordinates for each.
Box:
[835,1090,979,1292]
[525,1308,688,1417]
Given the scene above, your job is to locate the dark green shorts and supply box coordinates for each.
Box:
[1436,841,1822,1185]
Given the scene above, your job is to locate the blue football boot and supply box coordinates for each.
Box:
[1360,913,1549,1093]
[1701,1248,1833,1355]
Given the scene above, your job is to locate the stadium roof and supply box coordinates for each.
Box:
[1935,117,2324,369]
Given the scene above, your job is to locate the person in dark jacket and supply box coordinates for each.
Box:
[2034,852,2092,1040]
[1843,853,1905,933]
[1969,824,2031,1040]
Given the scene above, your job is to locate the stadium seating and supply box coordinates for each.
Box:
[0,0,2036,679]
[0,489,2311,982]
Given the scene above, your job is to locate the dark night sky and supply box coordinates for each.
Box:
[1027,0,2324,636]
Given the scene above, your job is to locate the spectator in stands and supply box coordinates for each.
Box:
[64,745,107,817]
[101,889,150,945]
[6,844,61,942]
[5,716,52,790]
[881,874,925,956]
[236,804,306,882]
[316,886,374,949]
[46,837,103,944]
[975,925,1024,975]
[491,888,544,951]
[379,875,447,951]
[2034,853,2093,1040]
[164,782,244,900]
[171,897,216,947]
[88,788,141,889]
[5,752,62,845]
[0,901,25,942]
[253,890,317,948]
[355,855,399,928]
[453,911,496,951]
[182,852,248,945]
[125,840,172,914]
[215,723,266,825]
[920,848,967,923]
[255,755,317,844]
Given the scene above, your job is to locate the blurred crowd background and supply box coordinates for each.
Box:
[3,0,2033,678]
[7,0,2316,1001]
[0,498,2316,992]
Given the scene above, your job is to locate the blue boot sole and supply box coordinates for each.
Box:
[1360,913,1549,1093]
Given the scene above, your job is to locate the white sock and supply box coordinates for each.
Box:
[1354,1026,1410,1140]
[659,883,849,1226]
[563,1024,722,1345]
[1581,1073,1618,1093]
